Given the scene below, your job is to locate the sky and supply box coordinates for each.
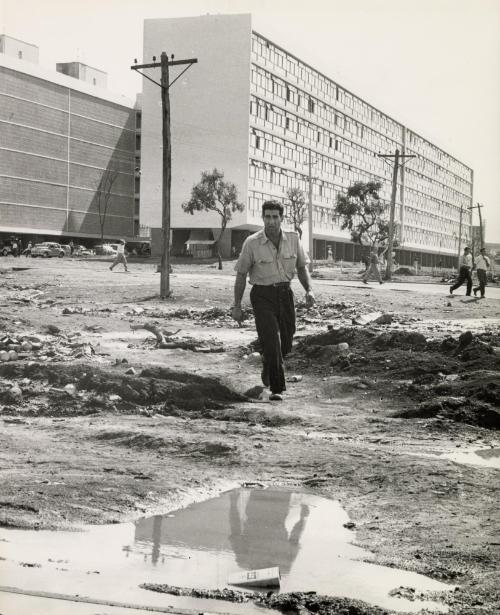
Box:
[1,0,499,241]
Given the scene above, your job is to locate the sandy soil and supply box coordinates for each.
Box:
[0,256,499,614]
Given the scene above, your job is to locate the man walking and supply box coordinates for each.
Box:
[362,248,384,284]
[450,246,472,296]
[109,239,128,272]
[473,247,491,298]
[231,200,315,401]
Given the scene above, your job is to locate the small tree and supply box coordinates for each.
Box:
[334,181,389,249]
[96,169,119,243]
[182,169,244,270]
[285,187,307,238]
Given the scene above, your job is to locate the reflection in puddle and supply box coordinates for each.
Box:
[439,447,500,469]
[0,489,452,614]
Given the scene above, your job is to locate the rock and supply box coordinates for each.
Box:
[64,383,77,396]
[343,521,356,529]
[8,385,23,401]
[374,313,393,324]
[244,385,265,399]
[21,341,32,352]
[125,367,137,375]
[288,375,303,382]
[8,350,18,361]
[45,324,61,335]
[0,351,10,362]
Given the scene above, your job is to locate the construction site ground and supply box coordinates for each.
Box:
[0,257,499,615]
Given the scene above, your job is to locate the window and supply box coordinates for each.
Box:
[308,97,315,113]
[93,78,97,85]
[18,50,23,59]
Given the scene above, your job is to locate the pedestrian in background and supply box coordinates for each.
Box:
[362,247,385,284]
[231,200,315,401]
[24,241,32,257]
[109,239,129,272]
[450,246,472,296]
[473,247,491,298]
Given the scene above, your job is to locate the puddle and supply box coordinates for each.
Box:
[438,447,500,469]
[0,488,452,614]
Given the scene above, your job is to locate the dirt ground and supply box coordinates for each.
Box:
[0,257,499,615]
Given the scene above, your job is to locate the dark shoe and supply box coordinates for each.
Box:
[449,288,453,295]
[362,279,368,284]
[269,393,283,401]
[379,281,383,284]
[473,289,478,296]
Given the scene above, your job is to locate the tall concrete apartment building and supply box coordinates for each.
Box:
[141,14,473,266]
[0,35,138,243]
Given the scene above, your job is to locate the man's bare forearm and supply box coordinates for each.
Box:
[233,272,247,306]
[297,266,312,292]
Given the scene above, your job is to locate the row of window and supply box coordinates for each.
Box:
[249,93,470,201]
[406,131,471,181]
[251,33,401,139]
[250,68,401,149]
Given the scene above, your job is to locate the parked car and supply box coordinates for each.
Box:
[31,242,66,258]
[60,245,72,256]
[94,244,117,256]
[0,242,13,256]
[74,244,93,256]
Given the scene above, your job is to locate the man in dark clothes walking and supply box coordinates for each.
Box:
[450,246,473,296]
[231,200,315,401]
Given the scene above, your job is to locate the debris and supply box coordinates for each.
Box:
[287,374,303,382]
[125,367,137,375]
[228,566,280,588]
[130,322,181,344]
[343,521,356,529]
[353,311,383,325]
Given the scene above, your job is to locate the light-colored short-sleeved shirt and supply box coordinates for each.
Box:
[461,253,473,268]
[475,255,490,270]
[117,243,125,255]
[235,229,309,285]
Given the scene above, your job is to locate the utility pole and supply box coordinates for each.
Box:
[470,203,484,250]
[457,205,464,269]
[131,53,197,299]
[377,149,415,280]
[308,149,314,272]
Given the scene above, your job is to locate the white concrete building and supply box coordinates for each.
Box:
[141,14,473,266]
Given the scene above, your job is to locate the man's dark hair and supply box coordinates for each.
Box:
[262,200,284,217]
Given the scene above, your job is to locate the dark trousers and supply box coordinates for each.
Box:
[250,284,295,394]
[473,269,487,297]
[451,266,472,295]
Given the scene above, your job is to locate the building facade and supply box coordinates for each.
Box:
[0,37,138,244]
[141,14,473,266]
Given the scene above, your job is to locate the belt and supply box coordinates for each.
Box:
[254,281,290,288]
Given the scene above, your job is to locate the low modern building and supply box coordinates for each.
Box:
[141,14,473,266]
[0,35,139,245]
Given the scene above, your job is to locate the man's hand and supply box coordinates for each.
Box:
[231,305,243,324]
[305,290,315,308]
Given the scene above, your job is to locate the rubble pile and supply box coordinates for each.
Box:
[0,331,96,364]
[293,326,500,429]
[0,362,246,417]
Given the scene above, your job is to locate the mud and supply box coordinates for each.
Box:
[141,585,394,615]
[1,260,499,614]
